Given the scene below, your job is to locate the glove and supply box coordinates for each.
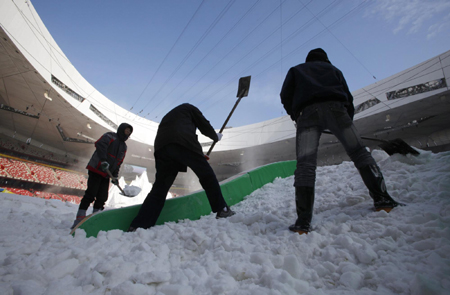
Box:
[216,133,223,142]
[111,178,119,185]
[204,154,210,161]
[100,161,110,172]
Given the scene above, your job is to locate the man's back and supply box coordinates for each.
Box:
[154,103,217,155]
[281,60,354,120]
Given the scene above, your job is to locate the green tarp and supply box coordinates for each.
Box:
[74,160,296,238]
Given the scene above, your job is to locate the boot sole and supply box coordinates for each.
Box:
[375,202,406,213]
[289,228,308,235]
[376,207,393,213]
[216,212,236,219]
[288,226,309,235]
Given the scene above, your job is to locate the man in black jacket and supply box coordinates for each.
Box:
[71,123,133,229]
[129,103,234,231]
[280,48,402,235]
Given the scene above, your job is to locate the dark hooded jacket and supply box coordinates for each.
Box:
[86,123,133,178]
[154,103,218,157]
[280,48,355,121]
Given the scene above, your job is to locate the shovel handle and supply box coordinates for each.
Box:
[206,95,244,156]
[105,169,127,196]
[322,130,388,143]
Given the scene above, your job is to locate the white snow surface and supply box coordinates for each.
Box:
[1,149,449,295]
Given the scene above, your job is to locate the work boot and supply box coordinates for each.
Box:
[70,209,87,229]
[216,206,236,219]
[358,164,404,212]
[289,186,314,234]
[127,226,137,232]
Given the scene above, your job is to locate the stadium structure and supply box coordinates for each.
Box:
[1,0,449,202]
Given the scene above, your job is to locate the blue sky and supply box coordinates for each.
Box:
[32,0,450,128]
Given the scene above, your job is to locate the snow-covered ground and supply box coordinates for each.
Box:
[0,149,449,295]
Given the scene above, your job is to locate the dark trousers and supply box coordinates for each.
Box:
[131,144,227,229]
[79,170,110,211]
[295,101,376,187]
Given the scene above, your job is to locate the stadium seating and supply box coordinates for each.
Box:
[4,187,33,196]
[27,162,61,185]
[2,187,82,204]
[0,157,11,177]
[0,136,88,204]
[54,169,87,189]
[2,158,36,181]
[59,194,83,203]
[0,155,87,204]
[0,156,87,189]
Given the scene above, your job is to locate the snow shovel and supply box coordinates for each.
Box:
[206,76,251,156]
[322,130,419,156]
[105,169,141,197]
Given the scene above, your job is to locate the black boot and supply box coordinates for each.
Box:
[289,186,315,234]
[216,206,236,219]
[358,164,404,212]
[127,226,137,232]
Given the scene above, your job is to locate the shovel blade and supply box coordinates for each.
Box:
[378,138,420,156]
[119,185,142,198]
[237,76,251,98]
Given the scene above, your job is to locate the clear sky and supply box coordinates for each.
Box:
[32,0,450,128]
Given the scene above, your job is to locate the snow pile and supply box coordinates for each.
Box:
[121,184,142,198]
[0,149,449,294]
[105,170,173,209]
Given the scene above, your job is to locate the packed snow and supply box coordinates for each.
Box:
[0,149,449,295]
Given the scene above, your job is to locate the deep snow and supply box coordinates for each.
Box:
[0,149,449,295]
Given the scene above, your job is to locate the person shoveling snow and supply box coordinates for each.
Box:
[70,123,133,229]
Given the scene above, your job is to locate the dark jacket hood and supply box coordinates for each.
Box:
[117,123,133,141]
[305,48,331,64]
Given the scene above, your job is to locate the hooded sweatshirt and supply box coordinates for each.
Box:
[280,48,355,121]
[86,123,133,178]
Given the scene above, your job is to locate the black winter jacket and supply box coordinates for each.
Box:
[280,61,355,121]
[87,123,133,178]
[154,103,218,157]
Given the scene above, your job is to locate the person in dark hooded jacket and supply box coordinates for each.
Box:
[128,103,235,231]
[280,48,402,235]
[71,123,133,229]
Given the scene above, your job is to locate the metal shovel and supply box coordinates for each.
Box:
[322,130,419,156]
[206,76,251,156]
[105,169,141,197]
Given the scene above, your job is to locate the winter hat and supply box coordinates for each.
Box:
[305,48,330,63]
[117,123,133,141]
